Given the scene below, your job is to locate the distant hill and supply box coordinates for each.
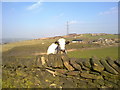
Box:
[1,38,32,44]
[35,33,113,40]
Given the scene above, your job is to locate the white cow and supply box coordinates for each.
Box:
[47,38,70,55]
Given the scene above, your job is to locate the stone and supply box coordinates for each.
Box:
[70,58,82,72]
[36,56,48,67]
[46,54,64,68]
[61,54,70,62]
[100,59,118,75]
[77,81,88,88]
[47,54,55,67]
[89,71,100,76]
[90,57,104,72]
[54,69,68,74]
[36,56,43,67]
[16,69,28,77]
[2,55,120,88]
[41,56,46,65]
[61,78,76,88]
[75,58,90,71]
[104,80,118,88]
[106,57,120,73]
[2,56,17,68]
[104,75,119,84]
[101,71,120,80]
[114,60,120,67]
[53,54,64,68]
[82,58,91,69]
[66,71,80,76]
[87,82,100,88]
[80,71,103,79]
[63,61,75,71]
[93,79,105,86]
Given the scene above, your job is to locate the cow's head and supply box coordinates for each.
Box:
[55,38,70,52]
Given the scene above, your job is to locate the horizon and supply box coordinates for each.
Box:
[2,2,118,39]
[1,33,118,44]
[1,32,118,39]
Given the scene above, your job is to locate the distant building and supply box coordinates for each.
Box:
[72,39,83,43]
[91,33,107,36]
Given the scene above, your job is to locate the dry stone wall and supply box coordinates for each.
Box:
[2,54,120,88]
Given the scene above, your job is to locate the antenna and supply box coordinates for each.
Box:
[67,21,69,35]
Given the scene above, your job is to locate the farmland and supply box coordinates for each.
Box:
[68,46,118,59]
[2,33,119,59]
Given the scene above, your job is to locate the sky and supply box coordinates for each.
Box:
[2,2,118,39]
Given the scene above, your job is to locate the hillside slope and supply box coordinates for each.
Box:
[2,34,119,59]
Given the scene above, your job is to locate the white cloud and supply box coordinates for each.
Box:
[65,20,85,25]
[68,20,78,25]
[99,6,118,15]
[26,0,43,10]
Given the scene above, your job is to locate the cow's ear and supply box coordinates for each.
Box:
[55,41,59,45]
[66,41,70,44]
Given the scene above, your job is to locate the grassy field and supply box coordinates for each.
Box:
[2,39,56,52]
[2,34,119,59]
[68,46,119,59]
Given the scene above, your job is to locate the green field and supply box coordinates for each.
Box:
[68,46,119,59]
[2,34,119,59]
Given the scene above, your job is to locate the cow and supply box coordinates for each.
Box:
[47,38,70,55]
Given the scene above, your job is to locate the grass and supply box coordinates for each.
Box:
[2,34,118,52]
[2,38,59,57]
[2,34,119,59]
[2,42,102,57]
[2,39,57,52]
[66,43,101,50]
[68,46,119,59]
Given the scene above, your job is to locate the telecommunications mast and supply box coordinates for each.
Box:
[67,21,69,35]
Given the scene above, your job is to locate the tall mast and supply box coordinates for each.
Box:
[67,21,69,35]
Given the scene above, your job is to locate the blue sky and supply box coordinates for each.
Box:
[2,2,118,39]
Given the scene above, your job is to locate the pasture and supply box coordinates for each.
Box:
[68,46,119,59]
[2,34,119,59]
